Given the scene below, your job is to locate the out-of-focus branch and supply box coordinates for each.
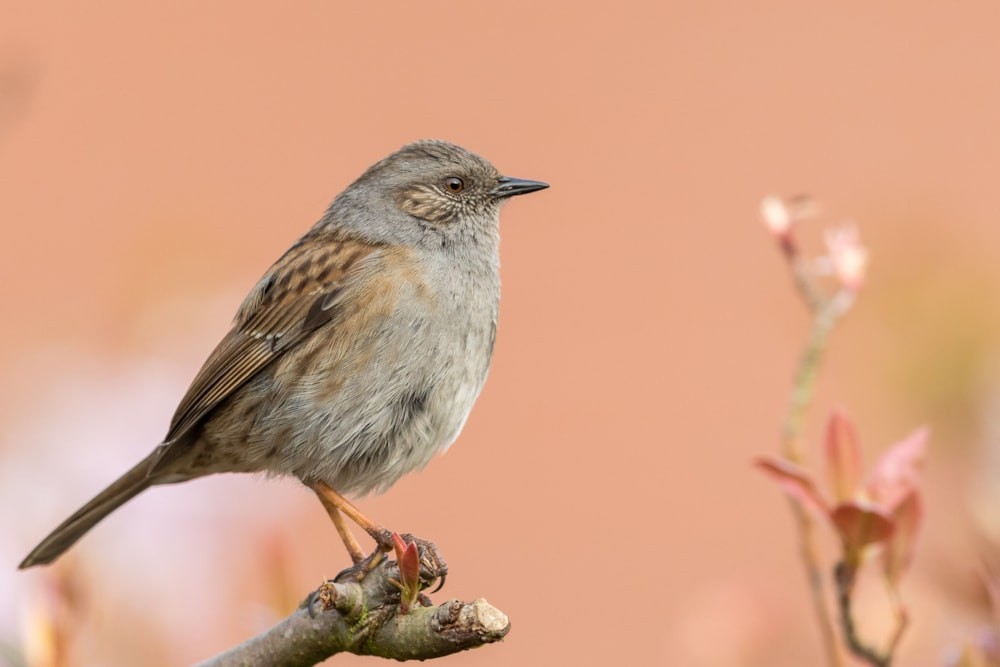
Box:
[195,560,510,666]
[835,562,907,667]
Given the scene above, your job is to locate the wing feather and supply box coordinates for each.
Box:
[163,234,377,443]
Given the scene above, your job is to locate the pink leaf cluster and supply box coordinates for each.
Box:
[757,410,926,580]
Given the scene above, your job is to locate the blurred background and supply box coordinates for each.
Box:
[2,1,999,665]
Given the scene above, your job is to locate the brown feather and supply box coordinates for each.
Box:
[164,234,378,444]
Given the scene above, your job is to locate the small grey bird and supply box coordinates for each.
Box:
[20,140,548,572]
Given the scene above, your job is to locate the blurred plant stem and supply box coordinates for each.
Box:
[782,295,852,667]
[835,562,908,667]
[775,211,856,667]
[766,198,918,665]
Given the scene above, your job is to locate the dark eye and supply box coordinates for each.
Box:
[444,177,464,193]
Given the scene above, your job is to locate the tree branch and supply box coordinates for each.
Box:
[196,559,510,666]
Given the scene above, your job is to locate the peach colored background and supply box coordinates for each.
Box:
[2,2,1000,665]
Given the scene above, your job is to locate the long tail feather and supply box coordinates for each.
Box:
[19,450,165,568]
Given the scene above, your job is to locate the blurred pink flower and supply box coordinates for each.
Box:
[823,225,869,292]
[760,196,794,238]
[759,195,820,239]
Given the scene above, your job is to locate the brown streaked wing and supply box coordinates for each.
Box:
[163,236,378,444]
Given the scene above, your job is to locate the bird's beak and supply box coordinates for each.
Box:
[491,176,550,198]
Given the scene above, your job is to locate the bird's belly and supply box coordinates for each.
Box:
[289,370,484,495]
[232,315,493,496]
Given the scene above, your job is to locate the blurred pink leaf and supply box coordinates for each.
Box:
[868,427,928,510]
[883,492,922,585]
[825,410,863,504]
[756,457,830,516]
[831,502,894,566]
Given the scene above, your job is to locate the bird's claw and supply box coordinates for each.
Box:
[333,548,386,583]
[332,533,448,594]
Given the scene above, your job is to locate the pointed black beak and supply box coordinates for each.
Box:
[491,176,550,199]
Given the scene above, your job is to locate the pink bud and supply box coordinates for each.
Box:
[883,492,922,585]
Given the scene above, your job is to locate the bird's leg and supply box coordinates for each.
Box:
[311,481,448,589]
[311,482,389,582]
[315,497,365,564]
[311,481,393,548]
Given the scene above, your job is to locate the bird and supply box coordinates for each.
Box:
[19,140,548,576]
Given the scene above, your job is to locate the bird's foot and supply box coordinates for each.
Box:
[333,548,386,583]
[332,532,448,594]
[397,533,448,594]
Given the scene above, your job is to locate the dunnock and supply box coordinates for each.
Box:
[20,140,548,573]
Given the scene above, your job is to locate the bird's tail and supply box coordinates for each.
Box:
[19,449,166,568]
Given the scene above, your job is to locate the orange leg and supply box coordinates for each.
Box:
[315,498,365,564]
[310,481,448,587]
[311,481,393,550]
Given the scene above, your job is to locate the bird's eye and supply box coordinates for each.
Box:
[444,177,465,193]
